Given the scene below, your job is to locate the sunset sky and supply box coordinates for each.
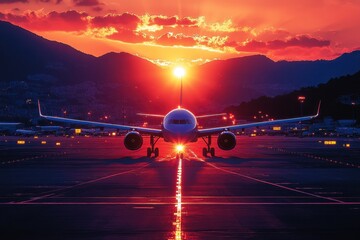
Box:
[1,0,360,66]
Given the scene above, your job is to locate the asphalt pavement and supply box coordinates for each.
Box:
[0,135,359,239]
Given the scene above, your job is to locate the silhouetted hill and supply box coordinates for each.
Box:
[0,20,94,83]
[194,51,360,106]
[226,71,360,121]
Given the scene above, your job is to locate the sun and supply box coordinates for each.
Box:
[173,66,185,78]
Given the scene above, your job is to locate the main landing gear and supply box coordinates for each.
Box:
[147,135,160,157]
[202,135,215,157]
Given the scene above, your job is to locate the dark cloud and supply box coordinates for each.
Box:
[148,15,200,27]
[0,0,63,3]
[92,13,140,30]
[92,6,103,12]
[236,35,330,52]
[40,0,63,3]
[73,0,100,6]
[108,29,149,43]
[177,17,199,27]
[0,12,27,23]
[0,10,88,31]
[0,0,28,3]
[151,16,177,26]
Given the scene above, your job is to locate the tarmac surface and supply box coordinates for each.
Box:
[0,135,360,239]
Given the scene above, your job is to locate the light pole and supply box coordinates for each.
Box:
[352,102,356,126]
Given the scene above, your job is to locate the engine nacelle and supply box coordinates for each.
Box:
[217,131,236,150]
[124,131,143,150]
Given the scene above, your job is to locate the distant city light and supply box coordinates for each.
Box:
[55,142,61,146]
[324,140,336,145]
[17,140,25,145]
[298,96,306,103]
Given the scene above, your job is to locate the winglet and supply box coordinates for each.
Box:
[315,100,321,117]
[38,100,43,117]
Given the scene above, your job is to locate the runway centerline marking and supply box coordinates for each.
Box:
[171,157,183,240]
[17,162,152,204]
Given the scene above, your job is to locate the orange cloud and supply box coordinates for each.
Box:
[156,32,196,47]
[91,13,140,30]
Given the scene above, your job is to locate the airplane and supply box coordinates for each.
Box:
[38,97,320,158]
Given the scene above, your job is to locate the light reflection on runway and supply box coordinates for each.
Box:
[172,157,183,240]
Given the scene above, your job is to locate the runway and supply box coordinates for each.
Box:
[0,135,360,239]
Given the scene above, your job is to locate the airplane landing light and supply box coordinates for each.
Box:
[176,144,185,153]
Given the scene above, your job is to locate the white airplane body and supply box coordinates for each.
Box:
[38,100,320,157]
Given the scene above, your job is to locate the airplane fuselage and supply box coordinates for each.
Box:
[162,108,198,144]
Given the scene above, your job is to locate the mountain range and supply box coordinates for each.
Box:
[226,71,360,121]
[1,20,360,121]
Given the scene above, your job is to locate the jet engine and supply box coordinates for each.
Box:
[124,131,143,150]
[217,131,236,150]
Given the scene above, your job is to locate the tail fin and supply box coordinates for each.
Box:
[315,100,321,117]
[38,100,44,117]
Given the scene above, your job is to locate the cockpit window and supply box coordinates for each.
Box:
[167,119,191,124]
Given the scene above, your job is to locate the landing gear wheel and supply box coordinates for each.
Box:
[180,153,184,159]
[154,148,159,157]
[202,148,207,157]
[176,153,179,160]
[147,135,160,158]
[210,147,215,157]
[147,147,152,157]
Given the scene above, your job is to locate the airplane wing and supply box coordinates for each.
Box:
[196,113,227,118]
[38,101,162,136]
[198,102,321,136]
[0,122,22,125]
[137,113,165,118]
